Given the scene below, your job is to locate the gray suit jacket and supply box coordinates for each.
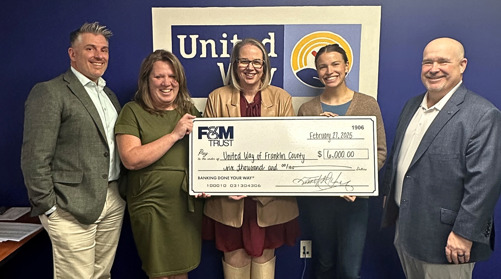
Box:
[381,84,501,263]
[21,69,123,224]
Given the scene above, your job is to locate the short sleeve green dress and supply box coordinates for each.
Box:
[115,101,204,277]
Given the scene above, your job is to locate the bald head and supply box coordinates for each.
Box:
[424,37,465,61]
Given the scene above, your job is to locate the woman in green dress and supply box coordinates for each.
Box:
[115,50,203,279]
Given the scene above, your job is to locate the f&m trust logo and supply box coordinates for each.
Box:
[291,31,353,89]
[198,126,234,147]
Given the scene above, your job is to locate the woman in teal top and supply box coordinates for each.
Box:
[115,50,203,279]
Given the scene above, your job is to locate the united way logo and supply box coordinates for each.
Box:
[291,31,353,89]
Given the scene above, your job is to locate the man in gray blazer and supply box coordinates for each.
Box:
[21,22,125,278]
[382,37,501,278]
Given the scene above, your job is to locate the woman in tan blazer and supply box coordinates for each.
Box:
[203,38,300,279]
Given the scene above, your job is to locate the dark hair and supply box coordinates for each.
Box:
[70,22,112,46]
[228,38,271,91]
[134,49,193,115]
[315,44,348,69]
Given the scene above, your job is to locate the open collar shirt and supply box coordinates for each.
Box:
[395,81,462,206]
[71,67,120,181]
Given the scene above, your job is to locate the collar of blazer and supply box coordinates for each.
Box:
[62,69,109,140]
[406,84,466,169]
[229,86,275,108]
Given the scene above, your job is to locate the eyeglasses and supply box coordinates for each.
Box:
[237,58,264,69]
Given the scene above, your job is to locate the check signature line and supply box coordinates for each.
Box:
[275,185,369,187]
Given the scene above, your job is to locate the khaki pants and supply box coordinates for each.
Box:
[40,182,125,279]
[394,222,475,279]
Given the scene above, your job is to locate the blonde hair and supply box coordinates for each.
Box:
[228,38,271,92]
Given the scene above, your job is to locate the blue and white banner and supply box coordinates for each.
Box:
[152,6,381,109]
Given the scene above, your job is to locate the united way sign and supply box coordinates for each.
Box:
[152,6,381,107]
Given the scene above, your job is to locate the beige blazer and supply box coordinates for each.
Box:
[203,85,299,227]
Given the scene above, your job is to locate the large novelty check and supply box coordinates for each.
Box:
[189,117,378,196]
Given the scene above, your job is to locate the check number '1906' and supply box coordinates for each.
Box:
[189,116,378,196]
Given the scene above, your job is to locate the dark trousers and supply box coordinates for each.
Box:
[299,197,369,279]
